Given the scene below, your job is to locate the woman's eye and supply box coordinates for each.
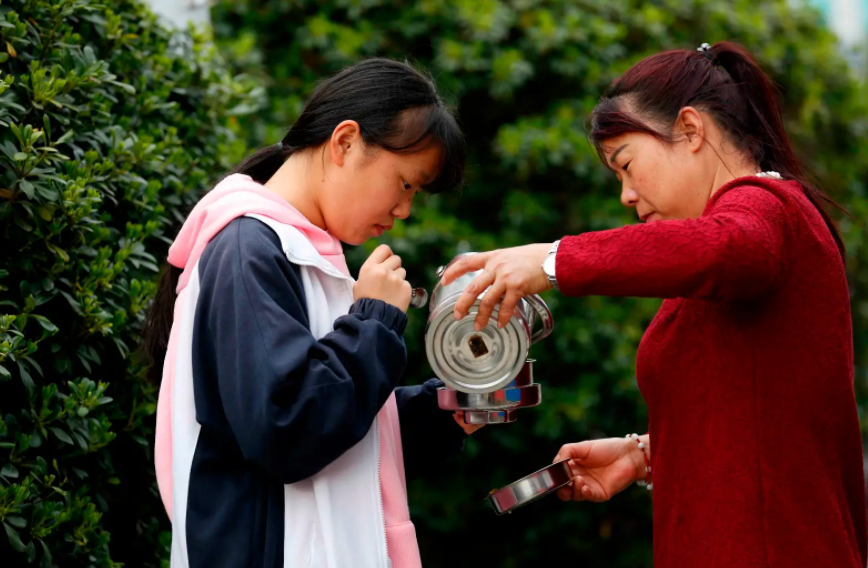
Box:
[622,161,631,172]
[402,181,412,190]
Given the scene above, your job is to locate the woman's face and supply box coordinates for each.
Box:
[319,123,443,245]
[600,130,714,223]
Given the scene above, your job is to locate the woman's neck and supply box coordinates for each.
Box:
[263,150,327,230]
[709,156,760,199]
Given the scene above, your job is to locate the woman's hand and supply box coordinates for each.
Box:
[354,244,412,312]
[554,437,647,503]
[453,412,485,435]
[439,244,553,331]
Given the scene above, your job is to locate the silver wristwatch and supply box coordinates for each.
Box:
[541,240,560,290]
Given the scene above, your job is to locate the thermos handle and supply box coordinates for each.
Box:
[409,287,428,309]
[525,294,554,345]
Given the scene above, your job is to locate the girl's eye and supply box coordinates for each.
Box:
[402,181,412,191]
[623,161,632,172]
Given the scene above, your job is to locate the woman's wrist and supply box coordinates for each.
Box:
[626,433,651,483]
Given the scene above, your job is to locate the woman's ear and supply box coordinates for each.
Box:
[328,120,362,167]
[676,107,705,154]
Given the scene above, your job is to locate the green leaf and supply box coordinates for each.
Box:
[3,523,26,553]
[13,215,33,232]
[55,130,74,145]
[31,315,57,332]
[5,516,26,529]
[19,180,34,196]
[0,464,19,478]
[16,360,34,391]
[42,115,51,141]
[108,80,136,94]
[60,291,81,315]
[0,365,9,380]
[48,427,73,445]
[36,206,52,221]
[38,540,52,568]
[12,152,27,161]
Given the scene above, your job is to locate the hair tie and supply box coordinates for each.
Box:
[697,42,714,61]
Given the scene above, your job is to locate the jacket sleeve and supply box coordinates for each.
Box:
[557,185,792,301]
[394,379,467,481]
[193,217,408,484]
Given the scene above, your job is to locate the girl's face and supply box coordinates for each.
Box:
[319,122,443,245]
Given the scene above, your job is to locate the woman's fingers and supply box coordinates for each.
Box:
[441,252,493,285]
[556,441,593,463]
[453,269,496,321]
[473,280,506,331]
[558,477,588,502]
[496,290,523,329]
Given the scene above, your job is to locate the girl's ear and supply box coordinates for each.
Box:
[329,120,362,167]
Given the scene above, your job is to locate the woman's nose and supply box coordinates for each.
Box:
[620,185,639,208]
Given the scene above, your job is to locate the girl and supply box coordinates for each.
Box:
[442,42,867,567]
[144,58,476,568]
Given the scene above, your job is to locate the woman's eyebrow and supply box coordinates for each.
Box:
[608,144,630,167]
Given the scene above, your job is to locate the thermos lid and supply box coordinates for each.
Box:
[425,300,530,393]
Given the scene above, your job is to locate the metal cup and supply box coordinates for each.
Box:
[425,253,553,393]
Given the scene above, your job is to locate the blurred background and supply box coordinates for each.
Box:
[2,0,867,567]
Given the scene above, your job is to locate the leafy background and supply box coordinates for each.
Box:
[1,0,866,566]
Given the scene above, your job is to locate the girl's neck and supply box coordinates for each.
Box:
[264,150,327,231]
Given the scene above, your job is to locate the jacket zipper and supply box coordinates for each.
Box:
[374,418,389,566]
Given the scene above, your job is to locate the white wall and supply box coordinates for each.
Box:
[142,0,210,28]
[828,0,866,48]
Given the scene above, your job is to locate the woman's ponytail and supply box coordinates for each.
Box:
[710,42,846,257]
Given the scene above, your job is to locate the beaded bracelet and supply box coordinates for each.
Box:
[626,433,652,491]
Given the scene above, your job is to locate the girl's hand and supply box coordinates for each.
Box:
[554,437,646,503]
[453,412,485,435]
[439,244,552,331]
[354,244,412,312]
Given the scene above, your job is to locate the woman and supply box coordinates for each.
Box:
[442,42,866,567]
[144,59,479,568]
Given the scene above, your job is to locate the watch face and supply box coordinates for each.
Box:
[543,254,556,276]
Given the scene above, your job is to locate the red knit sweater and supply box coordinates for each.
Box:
[557,177,867,568]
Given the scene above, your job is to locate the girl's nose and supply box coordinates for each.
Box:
[392,196,413,220]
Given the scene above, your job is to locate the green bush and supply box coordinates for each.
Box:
[213,1,868,567]
[0,1,259,565]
